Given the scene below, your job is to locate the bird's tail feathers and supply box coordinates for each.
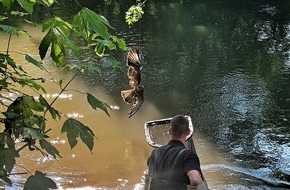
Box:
[121,89,135,104]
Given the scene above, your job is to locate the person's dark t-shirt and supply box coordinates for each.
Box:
[147,139,201,189]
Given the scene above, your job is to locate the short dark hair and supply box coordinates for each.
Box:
[170,115,189,138]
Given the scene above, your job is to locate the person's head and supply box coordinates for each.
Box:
[169,115,190,140]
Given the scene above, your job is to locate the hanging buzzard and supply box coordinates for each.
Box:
[121,46,144,118]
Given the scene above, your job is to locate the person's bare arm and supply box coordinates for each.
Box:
[187,170,202,185]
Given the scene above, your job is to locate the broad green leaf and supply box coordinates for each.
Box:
[73,8,110,41]
[1,0,15,13]
[39,30,52,59]
[42,18,54,32]
[95,39,116,50]
[0,147,19,173]
[24,171,57,190]
[16,0,35,14]
[87,93,110,117]
[21,127,48,139]
[112,36,126,50]
[22,95,44,112]
[52,17,72,37]
[17,77,46,92]
[39,139,61,159]
[61,118,95,151]
[51,40,65,67]
[0,24,28,36]
[25,54,47,71]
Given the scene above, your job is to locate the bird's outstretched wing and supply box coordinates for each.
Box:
[127,46,140,67]
[127,85,144,118]
[127,66,141,88]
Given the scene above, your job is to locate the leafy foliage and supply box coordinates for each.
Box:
[87,93,111,117]
[24,171,57,190]
[61,118,96,152]
[125,3,144,25]
[0,0,132,188]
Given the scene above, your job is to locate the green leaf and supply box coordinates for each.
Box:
[95,43,105,57]
[87,93,110,117]
[39,30,52,59]
[73,8,110,41]
[0,147,19,173]
[22,95,44,112]
[22,127,48,139]
[16,0,35,15]
[111,35,126,50]
[61,118,95,151]
[1,0,15,13]
[0,24,28,36]
[51,39,65,66]
[25,54,47,71]
[39,139,61,159]
[24,171,57,190]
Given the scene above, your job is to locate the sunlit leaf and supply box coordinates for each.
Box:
[51,40,65,66]
[61,118,95,151]
[17,0,35,15]
[111,35,126,50]
[52,17,72,37]
[95,43,105,57]
[24,171,57,190]
[73,8,110,41]
[125,5,144,26]
[39,139,61,159]
[0,147,19,173]
[87,93,110,117]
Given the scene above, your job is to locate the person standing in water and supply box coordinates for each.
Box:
[147,115,208,190]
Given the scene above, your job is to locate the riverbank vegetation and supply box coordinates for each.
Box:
[0,0,145,189]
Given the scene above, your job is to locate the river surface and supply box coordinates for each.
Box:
[1,0,290,189]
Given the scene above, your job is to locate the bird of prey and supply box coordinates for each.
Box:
[121,46,144,118]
